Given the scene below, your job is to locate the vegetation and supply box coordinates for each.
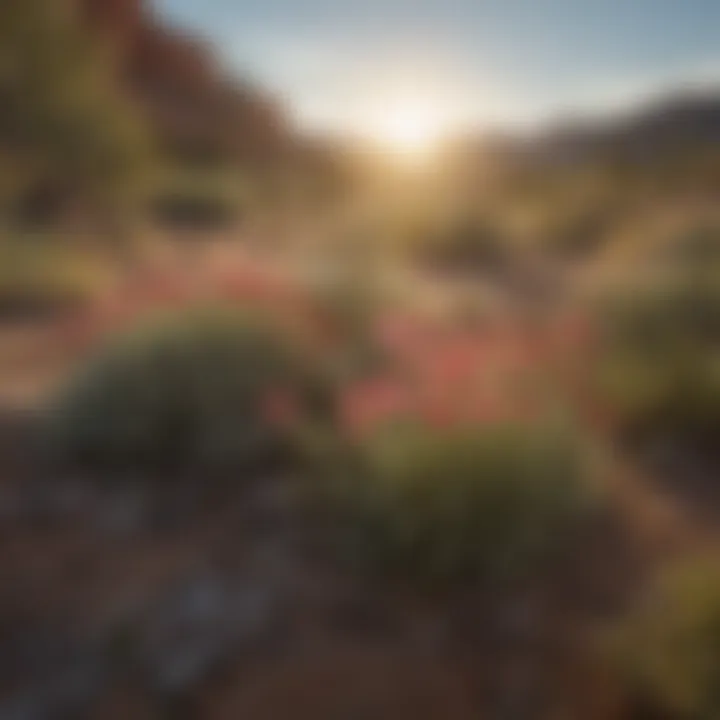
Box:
[0,235,107,317]
[148,170,248,231]
[317,422,598,585]
[0,0,151,228]
[2,1,720,717]
[418,215,511,274]
[46,308,323,475]
[611,557,720,720]
[599,230,720,453]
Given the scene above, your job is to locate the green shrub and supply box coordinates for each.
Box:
[150,191,239,231]
[542,206,615,259]
[46,308,324,475]
[0,238,105,317]
[600,273,720,450]
[148,170,244,231]
[312,274,378,346]
[601,350,720,449]
[318,422,598,585]
[611,557,720,720]
[308,262,389,380]
[604,275,720,347]
[414,215,510,274]
[661,225,720,270]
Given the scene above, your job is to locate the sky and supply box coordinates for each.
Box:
[155,0,720,136]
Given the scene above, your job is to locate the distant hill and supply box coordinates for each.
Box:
[529,91,720,166]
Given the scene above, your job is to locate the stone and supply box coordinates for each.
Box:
[137,574,281,695]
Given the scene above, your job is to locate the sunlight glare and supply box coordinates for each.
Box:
[368,98,448,157]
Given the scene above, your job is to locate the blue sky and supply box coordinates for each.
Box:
[156,0,720,133]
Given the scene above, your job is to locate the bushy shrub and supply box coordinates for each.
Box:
[604,275,720,347]
[46,308,326,475]
[0,238,105,318]
[418,216,510,275]
[599,272,720,452]
[319,422,598,584]
[308,263,389,380]
[148,170,244,231]
[150,191,239,231]
[542,207,615,260]
[611,557,720,719]
[660,225,720,269]
[312,274,378,346]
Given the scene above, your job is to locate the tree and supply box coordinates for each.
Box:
[0,0,151,232]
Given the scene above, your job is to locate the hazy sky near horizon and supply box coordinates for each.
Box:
[156,0,720,134]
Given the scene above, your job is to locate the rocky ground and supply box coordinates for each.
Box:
[0,259,714,720]
[0,397,643,720]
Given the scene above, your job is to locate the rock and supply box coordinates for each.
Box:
[326,589,402,640]
[0,647,107,720]
[43,482,96,518]
[16,479,96,526]
[0,491,23,524]
[137,574,281,695]
[97,486,151,538]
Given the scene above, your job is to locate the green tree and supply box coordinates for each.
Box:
[0,0,151,234]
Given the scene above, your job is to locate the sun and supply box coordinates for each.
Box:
[369,99,447,155]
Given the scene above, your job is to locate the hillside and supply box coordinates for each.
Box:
[77,0,292,167]
[531,91,720,167]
